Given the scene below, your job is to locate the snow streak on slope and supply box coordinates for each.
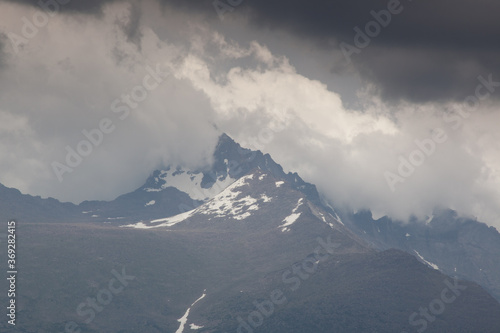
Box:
[333,211,345,226]
[122,209,196,229]
[197,174,266,220]
[150,210,197,226]
[279,198,304,232]
[190,323,204,330]
[307,202,338,229]
[414,250,439,270]
[324,203,345,226]
[122,222,150,229]
[124,172,275,228]
[261,194,272,203]
[144,166,236,201]
[175,290,206,333]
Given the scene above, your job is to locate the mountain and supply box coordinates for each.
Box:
[4,167,500,332]
[200,249,500,333]
[3,133,499,305]
[0,182,80,223]
[77,133,325,223]
[339,206,500,302]
[1,133,500,332]
[123,168,341,233]
[119,167,500,332]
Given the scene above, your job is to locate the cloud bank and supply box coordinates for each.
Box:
[0,0,500,230]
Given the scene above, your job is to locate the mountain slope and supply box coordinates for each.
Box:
[341,207,500,302]
[6,170,500,332]
[199,249,500,333]
[118,167,500,332]
[124,169,351,238]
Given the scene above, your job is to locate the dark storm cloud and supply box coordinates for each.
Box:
[7,0,500,49]
[5,0,500,102]
[236,0,500,103]
[351,47,500,103]
[170,0,500,103]
[239,0,500,50]
[1,0,119,14]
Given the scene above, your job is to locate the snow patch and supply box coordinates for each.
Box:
[320,213,334,228]
[261,194,272,203]
[275,181,285,187]
[325,203,344,226]
[293,198,303,213]
[150,209,196,226]
[122,209,196,229]
[426,215,434,225]
[414,250,439,270]
[197,174,260,220]
[199,189,259,221]
[247,204,259,211]
[280,213,302,232]
[123,222,149,229]
[175,290,206,333]
[405,233,411,238]
[309,204,336,230]
[145,200,156,207]
[144,167,236,201]
[279,198,304,232]
[190,323,204,330]
[333,212,344,226]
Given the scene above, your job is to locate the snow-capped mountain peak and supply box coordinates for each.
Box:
[138,133,324,209]
[125,170,277,228]
[124,168,346,235]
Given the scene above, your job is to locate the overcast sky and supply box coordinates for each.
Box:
[1,0,500,229]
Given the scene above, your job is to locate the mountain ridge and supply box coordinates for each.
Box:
[2,133,500,305]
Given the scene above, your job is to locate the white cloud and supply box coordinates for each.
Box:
[0,1,219,202]
[172,34,500,229]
